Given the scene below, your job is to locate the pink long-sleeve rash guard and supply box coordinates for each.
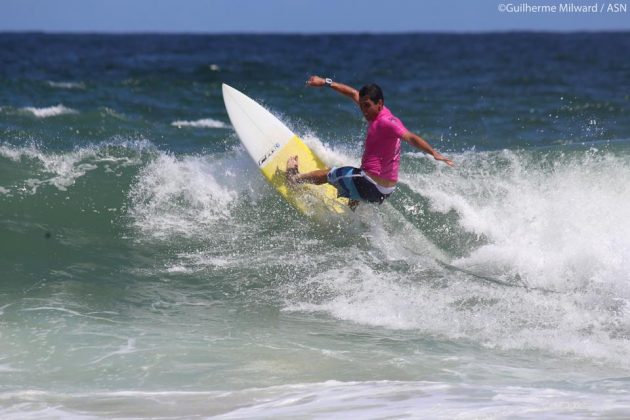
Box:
[361,106,407,182]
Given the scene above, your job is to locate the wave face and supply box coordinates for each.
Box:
[1,32,630,418]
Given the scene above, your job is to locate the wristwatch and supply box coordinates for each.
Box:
[324,78,333,87]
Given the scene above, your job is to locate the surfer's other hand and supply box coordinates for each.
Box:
[433,152,455,167]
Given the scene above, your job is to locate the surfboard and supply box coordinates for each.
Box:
[222,83,350,217]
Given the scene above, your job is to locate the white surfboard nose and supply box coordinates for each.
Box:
[222,82,294,167]
[222,83,246,104]
[222,83,237,98]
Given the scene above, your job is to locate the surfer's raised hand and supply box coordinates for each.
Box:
[308,76,360,104]
[306,75,326,87]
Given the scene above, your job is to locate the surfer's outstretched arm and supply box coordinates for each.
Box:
[306,76,359,105]
[402,131,454,167]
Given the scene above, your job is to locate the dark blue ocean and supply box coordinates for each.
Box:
[1,32,630,418]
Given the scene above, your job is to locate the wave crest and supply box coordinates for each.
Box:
[171,118,228,129]
[21,104,78,118]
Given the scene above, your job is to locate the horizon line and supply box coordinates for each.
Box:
[1,29,630,36]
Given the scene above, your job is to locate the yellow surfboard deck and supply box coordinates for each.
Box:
[261,135,350,217]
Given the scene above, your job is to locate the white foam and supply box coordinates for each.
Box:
[0,144,96,192]
[21,104,78,118]
[286,256,630,365]
[0,143,41,162]
[214,381,630,419]
[46,81,86,90]
[2,381,628,418]
[0,140,151,194]
[282,147,630,366]
[127,153,240,240]
[171,118,228,129]
[406,149,630,292]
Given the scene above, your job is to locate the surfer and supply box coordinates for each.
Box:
[287,76,453,208]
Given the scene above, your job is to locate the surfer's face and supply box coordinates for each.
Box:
[359,96,383,121]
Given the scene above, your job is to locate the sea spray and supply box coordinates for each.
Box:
[404,148,630,292]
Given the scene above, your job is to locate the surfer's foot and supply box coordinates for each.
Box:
[286,156,300,185]
[348,199,360,211]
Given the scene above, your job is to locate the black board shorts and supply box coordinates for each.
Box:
[327,167,395,204]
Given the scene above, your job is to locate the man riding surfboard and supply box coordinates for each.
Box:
[287,76,454,208]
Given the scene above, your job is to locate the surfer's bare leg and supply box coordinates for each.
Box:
[286,156,328,185]
[287,156,360,210]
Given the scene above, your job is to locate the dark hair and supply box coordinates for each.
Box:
[359,84,384,103]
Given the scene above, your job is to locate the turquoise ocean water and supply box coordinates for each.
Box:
[1,32,630,418]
